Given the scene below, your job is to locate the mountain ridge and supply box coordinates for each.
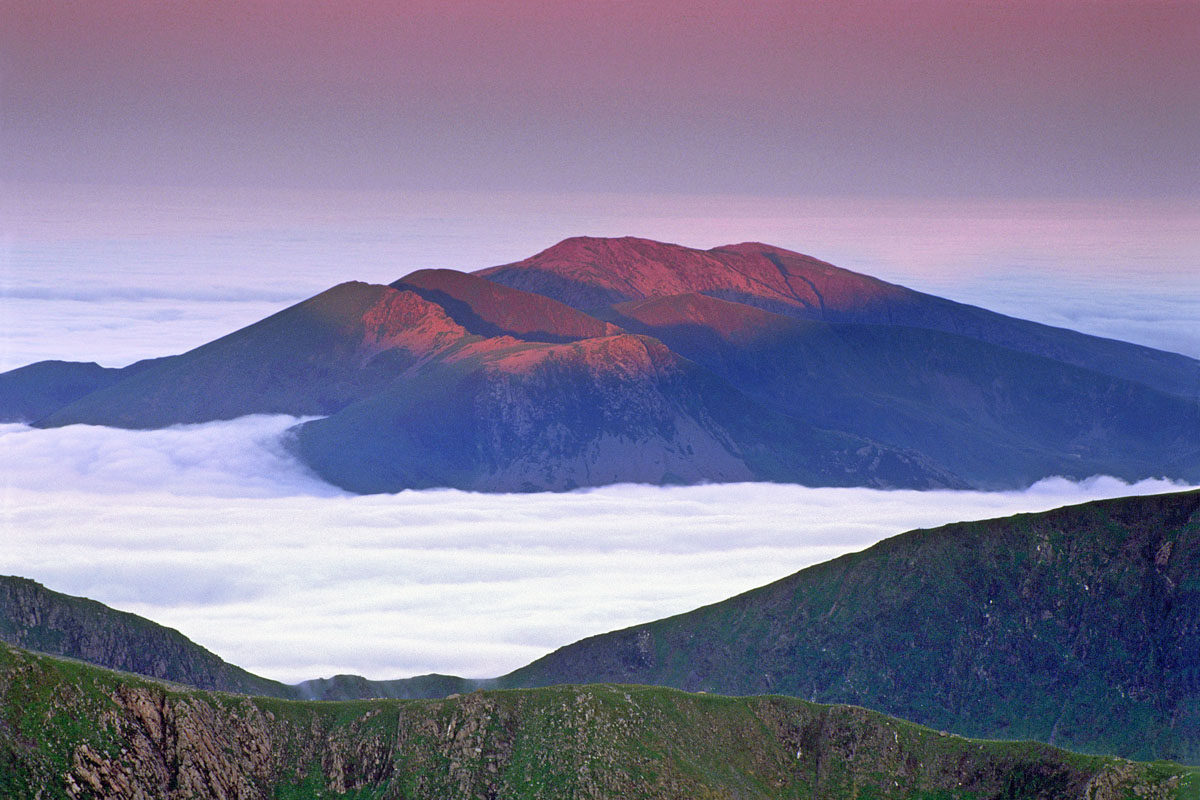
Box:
[479,236,1200,399]
[3,236,1197,491]
[498,489,1200,763]
[1,640,1194,799]
[5,490,1198,762]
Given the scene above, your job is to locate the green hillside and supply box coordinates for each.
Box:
[501,490,1200,763]
[0,642,1193,800]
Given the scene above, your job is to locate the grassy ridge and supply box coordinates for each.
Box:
[501,490,1200,763]
[0,642,1194,800]
[0,575,297,699]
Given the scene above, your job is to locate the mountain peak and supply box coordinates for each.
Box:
[710,240,801,256]
[392,268,620,343]
[477,234,891,315]
[537,234,683,254]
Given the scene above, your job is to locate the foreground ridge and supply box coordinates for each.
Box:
[0,642,1193,800]
[500,489,1200,763]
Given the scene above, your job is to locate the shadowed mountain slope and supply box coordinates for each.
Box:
[293,332,958,493]
[0,576,294,699]
[1,641,1194,800]
[499,490,1200,763]
[0,361,126,423]
[597,292,1200,486]
[479,236,1200,399]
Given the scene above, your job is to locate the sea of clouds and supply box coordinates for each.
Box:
[1,417,1191,684]
[3,190,1196,684]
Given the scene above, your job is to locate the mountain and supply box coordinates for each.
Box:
[35,281,479,429]
[499,489,1200,763]
[29,269,622,431]
[0,576,296,699]
[293,332,958,493]
[479,236,1200,400]
[20,269,955,492]
[5,236,1198,491]
[0,361,128,423]
[1,642,1194,800]
[0,576,476,703]
[595,292,1200,486]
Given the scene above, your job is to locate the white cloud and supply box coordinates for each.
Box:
[1,418,1192,684]
[0,418,337,497]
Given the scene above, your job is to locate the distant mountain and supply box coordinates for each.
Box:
[294,332,958,493]
[499,490,1200,763]
[0,576,475,703]
[0,361,126,423]
[595,292,1200,487]
[35,281,479,428]
[480,236,1200,399]
[2,642,1194,800]
[293,671,476,701]
[5,236,1198,490]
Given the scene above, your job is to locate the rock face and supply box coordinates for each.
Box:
[500,489,1200,763]
[0,642,1193,800]
[4,236,1198,491]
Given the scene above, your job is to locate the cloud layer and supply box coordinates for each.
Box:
[1,418,1190,684]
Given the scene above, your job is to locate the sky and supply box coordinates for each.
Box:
[4,0,1199,197]
[1,2,1197,684]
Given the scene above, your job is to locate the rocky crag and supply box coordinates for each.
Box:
[0,642,1194,800]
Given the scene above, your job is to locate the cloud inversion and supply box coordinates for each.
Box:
[1,418,1190,683]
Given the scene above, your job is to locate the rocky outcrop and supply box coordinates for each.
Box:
[1,642,1193,800]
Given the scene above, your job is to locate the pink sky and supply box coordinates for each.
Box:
[5,0,1198,196]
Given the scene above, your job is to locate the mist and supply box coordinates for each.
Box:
[1,417,1190,684]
